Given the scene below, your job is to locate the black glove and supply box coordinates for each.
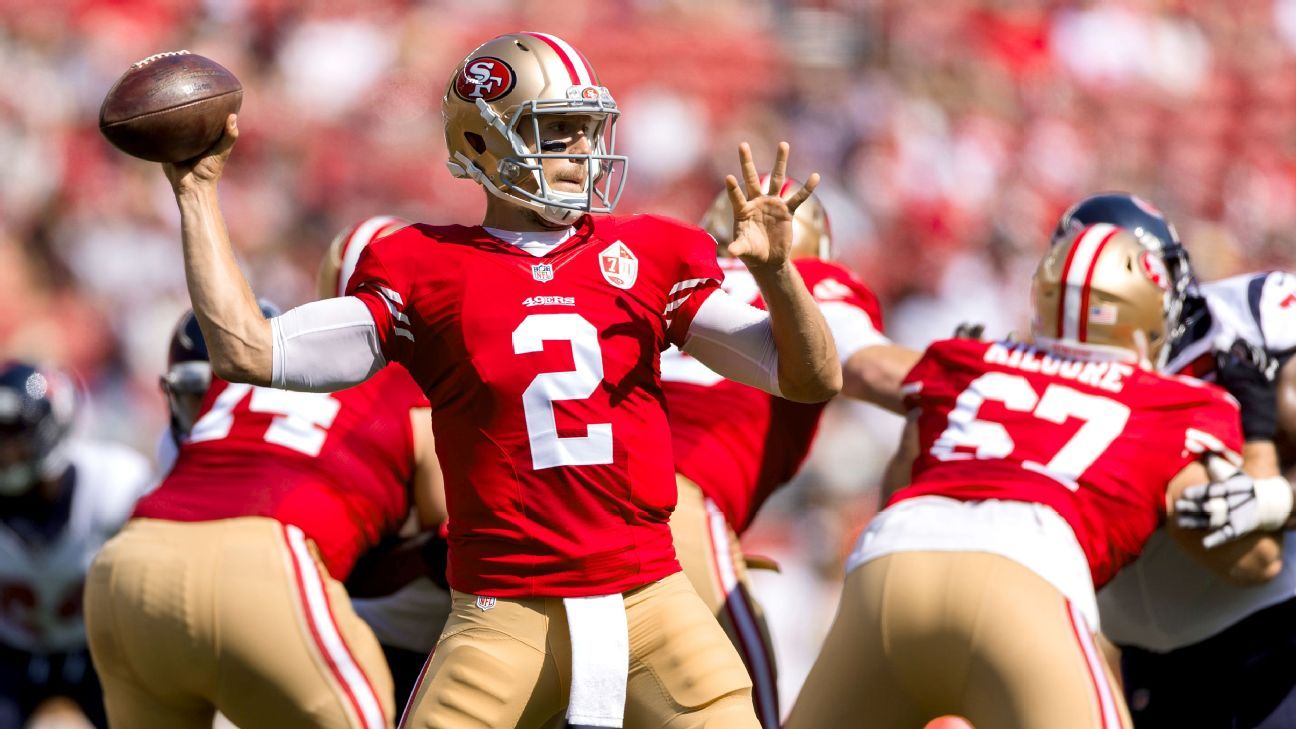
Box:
[1214,336,1280,441]
[953,322,986,340]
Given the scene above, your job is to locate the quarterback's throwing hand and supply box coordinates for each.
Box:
[725,142,820,271]
[1176,469,1295,548]
[163,113,239,197]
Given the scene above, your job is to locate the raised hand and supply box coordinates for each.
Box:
[725,142,820,272]
[163,113,239,196]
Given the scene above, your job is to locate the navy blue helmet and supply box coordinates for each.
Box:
[1052,193,1202,354]
[161,302,280,436]
[0,361,77,496]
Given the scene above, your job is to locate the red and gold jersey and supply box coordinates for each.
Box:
[662,258,884,533]
[132,366,427,581]
[891,338,1243,588]
[348,214,722,597]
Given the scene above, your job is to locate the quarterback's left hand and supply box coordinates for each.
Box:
[1176,470,1294,548]
[726,141,820,272]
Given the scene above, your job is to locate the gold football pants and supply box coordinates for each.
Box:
[785,551,1132,729]
[399,571,759,729]
[85,517,394,729]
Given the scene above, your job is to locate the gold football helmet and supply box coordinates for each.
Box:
[700,175,831,259]
[317,215,409,299]
[443,32,627,225]
[1032,223,1171,368]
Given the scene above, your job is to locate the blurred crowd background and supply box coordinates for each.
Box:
[5,0,1296,708]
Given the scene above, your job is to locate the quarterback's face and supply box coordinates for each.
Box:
[520,114,602,193]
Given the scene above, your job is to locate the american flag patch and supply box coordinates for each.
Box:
[1089,303,1118,325]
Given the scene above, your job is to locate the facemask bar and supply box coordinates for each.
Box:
[474,95,629,221]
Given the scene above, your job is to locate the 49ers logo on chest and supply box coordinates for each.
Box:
[453,56,516,102]
[599,241,638,290]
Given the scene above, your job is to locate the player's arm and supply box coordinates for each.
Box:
[724,143,840,402]
[165,115,385,392]
[1167,458,1284,585]
[163,114,272,385]
[410,408,446,529]
[841,344,921,414]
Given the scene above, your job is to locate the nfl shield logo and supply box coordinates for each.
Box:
[599,241,638,290]
[475,596,497,612]
[531,263,554,283]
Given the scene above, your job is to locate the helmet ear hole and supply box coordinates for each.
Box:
[464,132,486,154]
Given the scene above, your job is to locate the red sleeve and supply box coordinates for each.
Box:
[798,259,886,333]
[664,225,724,348]
[1182,383,1245,466]
[900,342,945,410]
[345,238,416,366]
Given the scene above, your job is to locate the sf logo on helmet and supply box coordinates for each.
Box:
[454,57,516,102]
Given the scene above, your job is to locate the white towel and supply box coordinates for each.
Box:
[563,594,629,727]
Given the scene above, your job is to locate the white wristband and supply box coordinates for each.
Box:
[1254,476,1295,531]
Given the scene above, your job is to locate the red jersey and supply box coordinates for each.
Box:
[348,214,723,597]
[662,257,885,532]
[891,338,1243,588]
[133,366,428,580]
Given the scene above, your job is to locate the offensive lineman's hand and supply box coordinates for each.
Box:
[163,113,238,196]
[1175,468,1294,548]
[726,142,820,272]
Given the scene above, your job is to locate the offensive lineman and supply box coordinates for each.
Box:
[1073,193,1296,728]
[0,362,152,729]
[158,31,838,729]
[661,179,918,726]
[84,302,440,729]
[785,224,1278,728]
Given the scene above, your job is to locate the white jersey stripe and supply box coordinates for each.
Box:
[534,32,593,86]
[705,499,779,728]
[669,277,710,297]
[1068,600,1122,729]
[285,526,387,729]
[338,216,402,297]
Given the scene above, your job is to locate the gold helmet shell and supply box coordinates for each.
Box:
[1032,223,1171,368]
[442,32,628,225]
[700,175,831,259]
[317,215,409,299]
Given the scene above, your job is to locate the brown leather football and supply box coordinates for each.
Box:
[99,51,242,163]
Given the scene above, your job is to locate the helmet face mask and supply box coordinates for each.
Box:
[444,33,630,226]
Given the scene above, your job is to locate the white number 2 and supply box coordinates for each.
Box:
[188,383,341,457]
[513,313,613,470]
[931,373,1130,490]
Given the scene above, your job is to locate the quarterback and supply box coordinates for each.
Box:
[785,224,1278,729]
[160,31,838,729]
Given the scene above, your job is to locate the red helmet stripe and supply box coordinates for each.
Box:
[1076,227,1119,342]
[1057,223,1117,341]
[522,32,585,85]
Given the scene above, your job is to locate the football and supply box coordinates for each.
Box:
[98,51,242,163]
